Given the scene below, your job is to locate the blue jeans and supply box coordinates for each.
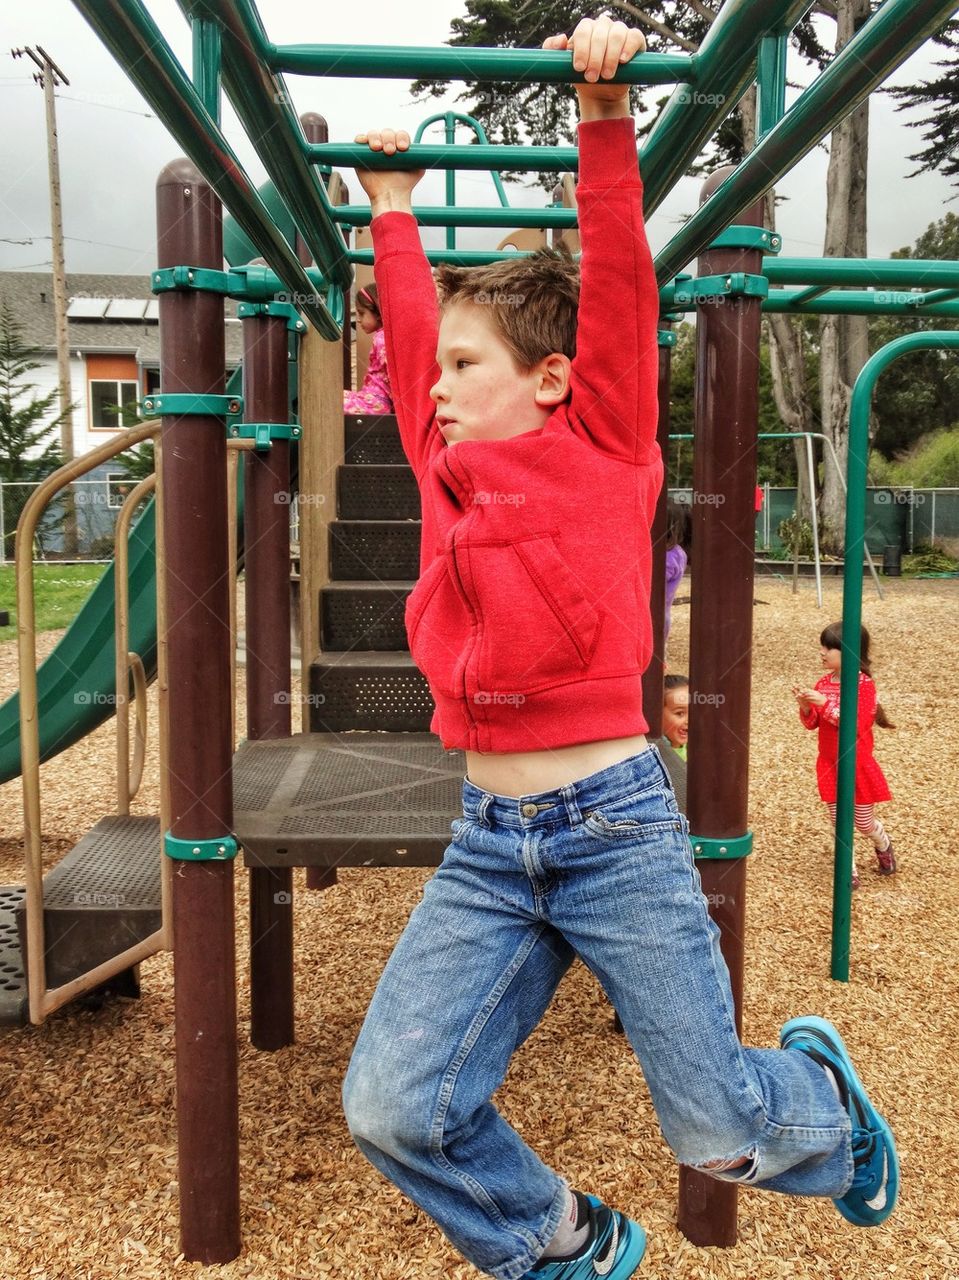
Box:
[342,746,853,1280]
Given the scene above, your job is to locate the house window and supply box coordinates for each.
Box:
[143,368,161,395]
[89,379,139,430]
[106,472,135,510]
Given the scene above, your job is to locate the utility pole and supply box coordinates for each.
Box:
[12,44,77,554]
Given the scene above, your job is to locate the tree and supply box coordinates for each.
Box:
[889,19,959,188]
[0,301,64,558]
[869,211,959,461]
[411,1,828,188]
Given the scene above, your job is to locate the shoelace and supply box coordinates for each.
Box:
[850,1126,880,1188]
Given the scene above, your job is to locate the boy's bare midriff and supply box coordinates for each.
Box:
[465,733,649,798]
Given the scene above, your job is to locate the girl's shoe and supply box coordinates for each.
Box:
[526,1195,646,1279]
[780,1016,899,1227]
[876,841,897,876]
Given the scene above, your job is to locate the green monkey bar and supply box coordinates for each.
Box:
[831,332,959,983]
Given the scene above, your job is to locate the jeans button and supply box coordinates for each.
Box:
[521,803,538,817]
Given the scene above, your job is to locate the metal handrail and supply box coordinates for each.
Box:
[16,423,161,1023]
[114,473,157,813]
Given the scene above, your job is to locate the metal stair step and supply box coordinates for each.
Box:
[337,464,419,521]
[344,412,406,465]
[321,580,414,651]
[234,732,463,869]
[307,651,434,733]
[330,519,421,581]
[14,815,162,993]
[0,886,27,1026]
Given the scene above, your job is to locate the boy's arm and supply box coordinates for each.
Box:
[545,19,658,467]
[353,132,440,479]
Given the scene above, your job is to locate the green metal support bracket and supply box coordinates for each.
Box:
[152,265,234,295]
[237,300,307,331]
[658,329,678,347]
[710,226,782,254]
[229,421,301,451]
[690,833,753,860]
[164,831,238,862]
[141,393,243,418]
[674,274,769,305]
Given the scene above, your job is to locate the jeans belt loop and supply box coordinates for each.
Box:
[476,793,494,828]
[561,784,583,828]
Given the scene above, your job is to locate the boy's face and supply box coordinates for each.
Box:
[662,686,689,750]
[430,301,562,445]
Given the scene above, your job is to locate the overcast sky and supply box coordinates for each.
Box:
[0,1,955,280]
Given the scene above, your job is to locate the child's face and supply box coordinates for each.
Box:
[430,301,561,445]
[820,645,841,675]
[356,303,380,335]
[662,686,689,750]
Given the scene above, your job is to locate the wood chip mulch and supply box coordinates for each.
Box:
[0,577,956,1280]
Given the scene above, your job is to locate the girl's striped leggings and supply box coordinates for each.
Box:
[826,803,890,851]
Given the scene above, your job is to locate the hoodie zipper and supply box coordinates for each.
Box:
[445,451,478,736]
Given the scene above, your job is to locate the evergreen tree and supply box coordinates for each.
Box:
[0,301,64,557]
[889,19,959,187]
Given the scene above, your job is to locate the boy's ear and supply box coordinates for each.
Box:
[533,352,572,406]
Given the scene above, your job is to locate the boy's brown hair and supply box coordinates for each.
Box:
[434,245,580,370]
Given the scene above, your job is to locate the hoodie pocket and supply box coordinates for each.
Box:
[405,556,472,698]
[469,531,602,694]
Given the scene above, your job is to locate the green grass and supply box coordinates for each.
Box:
[0,563,108,642]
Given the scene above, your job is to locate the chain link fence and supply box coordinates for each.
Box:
[0,477,138,563]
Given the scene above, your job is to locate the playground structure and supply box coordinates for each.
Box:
[2,0,956,1265]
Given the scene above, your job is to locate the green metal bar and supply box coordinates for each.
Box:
[916,287,959,306]
[266,43,695,86]
[757,33,788,139]
[641,0,816,215]
[70,0,341,339]
[654,0,959,283]
[309,142,578,173]
[833,331,959,982]
[414,111,511,209]
[766,257,959,288]
[180,0,352,291]
[445,115,456,252]
[762,289,959,318]
[333,204,577,229]
[191,16,221,121]
[789,285,830,305]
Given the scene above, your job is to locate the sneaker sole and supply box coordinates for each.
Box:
[780,1016,899,1227]
[585,1197,647,1277]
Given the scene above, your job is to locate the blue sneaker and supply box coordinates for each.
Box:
[780,1016,899,1227]
[524,1193,646,1279]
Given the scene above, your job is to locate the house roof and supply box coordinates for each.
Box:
[0,271,244,363]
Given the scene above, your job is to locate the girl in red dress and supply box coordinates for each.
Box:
[793,621,897,888]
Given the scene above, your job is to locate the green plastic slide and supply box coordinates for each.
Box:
[0,500,158,786]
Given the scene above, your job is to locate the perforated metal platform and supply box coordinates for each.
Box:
[233,732,464,869]
[0,885,28,1026]
[14,815,162,992]
[337,464,420,521]
[308,652,433,733]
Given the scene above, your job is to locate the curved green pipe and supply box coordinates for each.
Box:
[831,332,959,981]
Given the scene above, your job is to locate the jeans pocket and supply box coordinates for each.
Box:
[583,785,683,840]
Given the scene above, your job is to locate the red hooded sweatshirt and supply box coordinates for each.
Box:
[372,116,662,753]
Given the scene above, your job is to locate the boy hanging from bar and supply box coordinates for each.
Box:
[341,17,897,1279]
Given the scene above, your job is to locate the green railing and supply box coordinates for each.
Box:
[831,332,959,982]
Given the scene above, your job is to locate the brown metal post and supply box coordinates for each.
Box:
[677,170,765,1248]
[642,325,673,738]
[157,158,240,1263]
[244,313,295,1050]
